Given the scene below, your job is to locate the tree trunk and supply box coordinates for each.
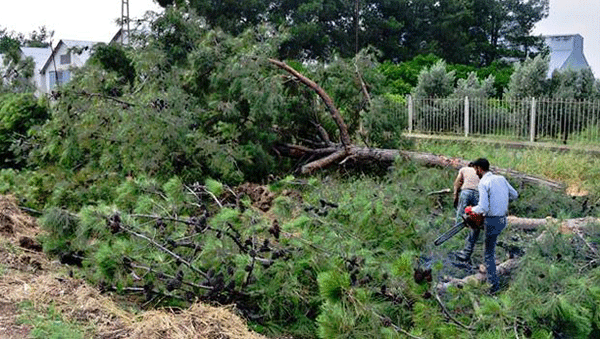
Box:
[437,258,519,292]
[507,215,600,234]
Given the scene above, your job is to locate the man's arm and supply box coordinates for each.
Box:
[507,179,518,202]
[453,170,464,207]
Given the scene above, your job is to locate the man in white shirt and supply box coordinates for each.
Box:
[457,158,518,294]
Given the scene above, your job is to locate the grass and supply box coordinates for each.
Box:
[411,138,600,197]
[17,301,92,339]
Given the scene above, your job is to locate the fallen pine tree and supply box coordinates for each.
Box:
[269,59,564,191]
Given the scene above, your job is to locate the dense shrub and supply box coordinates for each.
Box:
[0,93,48,168]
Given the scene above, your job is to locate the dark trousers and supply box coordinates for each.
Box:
[462,216,506,289]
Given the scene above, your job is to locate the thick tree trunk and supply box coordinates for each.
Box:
[277,142,563,190]
[437,258,519,292]
[507,216,600,234]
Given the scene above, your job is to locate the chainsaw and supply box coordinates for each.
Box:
[434,207,484,246]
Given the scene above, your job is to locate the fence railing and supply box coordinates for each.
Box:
[407,96,600,145]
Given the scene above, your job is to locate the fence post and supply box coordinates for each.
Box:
[464,96,469,137]
[407,95,413,133]
[530,97,536,142]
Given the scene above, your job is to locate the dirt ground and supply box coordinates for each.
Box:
[0,194,267,339]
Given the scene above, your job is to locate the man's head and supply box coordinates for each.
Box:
[471,158,489,178]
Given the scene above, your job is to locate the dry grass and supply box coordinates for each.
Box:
[0,195,38,237]
[0,195,268,339]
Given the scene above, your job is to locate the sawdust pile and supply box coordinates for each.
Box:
[0,195,267,339]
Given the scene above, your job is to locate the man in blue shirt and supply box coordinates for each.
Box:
[457,158,518,294]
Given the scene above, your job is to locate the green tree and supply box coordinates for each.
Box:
[550,68,599,100]
[0,26,53,93]
[412,60,456,98]
[502,0,549,59]
[504,54,549,99]
[452,71,496,99]
[0,93,49,167]
[165,0,549,65]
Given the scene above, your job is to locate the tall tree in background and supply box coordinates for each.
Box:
[158,0,548,66]
[501,0,549,59]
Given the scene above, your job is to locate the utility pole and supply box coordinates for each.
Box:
[121,0,130,45]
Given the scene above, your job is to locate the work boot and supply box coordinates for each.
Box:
[455,251,471,262]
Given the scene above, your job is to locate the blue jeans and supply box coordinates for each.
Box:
[462,216,506,289]
[456,189,479,223]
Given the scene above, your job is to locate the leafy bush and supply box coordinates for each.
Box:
[413,60,456,98]
[0,93,48,168]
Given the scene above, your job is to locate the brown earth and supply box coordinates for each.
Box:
[0,194,267,339]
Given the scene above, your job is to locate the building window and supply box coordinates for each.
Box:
[60,53,71,64]
[49,70,71,89]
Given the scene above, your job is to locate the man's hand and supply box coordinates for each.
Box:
[453,195,459,208]
[464,206,484,228]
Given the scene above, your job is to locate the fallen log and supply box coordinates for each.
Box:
[507,216,600,233]
[276,142,564,190]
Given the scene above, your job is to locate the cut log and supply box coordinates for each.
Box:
[277,142,564,189]
[437,259,519,292]
[507,216,600,233]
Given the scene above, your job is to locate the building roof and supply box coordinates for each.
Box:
[110,25,151,46]
[39,39,100,74]
[545,34,590,77]
[20,47,53,73]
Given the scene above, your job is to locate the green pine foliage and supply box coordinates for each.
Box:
[317,270,350,303]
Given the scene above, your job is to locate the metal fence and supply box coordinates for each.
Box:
[407,96,600,144]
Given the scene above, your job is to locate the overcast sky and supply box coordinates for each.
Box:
[0,0,163,42]
[1,0,598,77]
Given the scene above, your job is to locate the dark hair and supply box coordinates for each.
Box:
[471,158,490,171]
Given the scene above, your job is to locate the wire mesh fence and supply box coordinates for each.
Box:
[407,96,600,145]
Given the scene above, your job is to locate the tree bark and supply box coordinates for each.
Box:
[437,259,519,292]
[276,142,563,189]
[507,216,600,234]
[268,59,352,148]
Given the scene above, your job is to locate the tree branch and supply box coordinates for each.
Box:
[121,225,210,280]
[301,149,348,174]
[434,290,473,331]
[269,58,352,148]
[79,91,135,108]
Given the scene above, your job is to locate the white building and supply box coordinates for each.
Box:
[20,47,53,95]
[0,46,52,94]
[545,34,591,77]
[39,39,99,93]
